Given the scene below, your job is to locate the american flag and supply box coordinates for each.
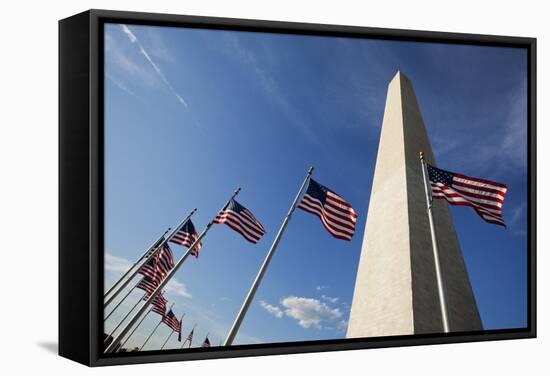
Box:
[201,337,211,348]
[151,293,167,316]
[214,199,266,243]
[136,275,158,297]
[137,255,157,280]
[162,309,181,333]
[427,164,508,226]
[170,219,202,258]
[154,243,175,280]
[298,178,357,240]
[138,243,175,282]
[186,328,194,348]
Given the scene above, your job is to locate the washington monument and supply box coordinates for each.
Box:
[347,71,482,337]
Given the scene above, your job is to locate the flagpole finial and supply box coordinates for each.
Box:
[234,187,241,195]
[308,166,314,174]
[419,151,424,160]
[192,208,198,213]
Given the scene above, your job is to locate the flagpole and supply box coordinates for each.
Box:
[139,303,173,351]
[104,208,197,307]
[104,292,147,344]
[118,306,153,350]
[224,167,314,346]
[420,152,450,333]
[104,284,138,321]
[160,331,174,350]
[176,313,185,344]
[105,189,241,353]
[104,228,170,299]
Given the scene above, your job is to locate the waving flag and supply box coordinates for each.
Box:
[151,293,168,316]
[136,244,175,300]
[186,328,194,348]
[170,219,202,257]
[138,243,174,281]
[214,199,266,243]
[201,337,211,348]
[162,309,181,333]
[298,178,357,240]
[136,275,158,297]
[154,243,175,279]
[427,164,508,226]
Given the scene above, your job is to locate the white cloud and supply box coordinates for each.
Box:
[281,296,343,328]
[321,295,339,304]
[165,278,192,299]
[119,24,188,108]
[259,300,283,318]
[105,252,132,274]
[315,285,328,291]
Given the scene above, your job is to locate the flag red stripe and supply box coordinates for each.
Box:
[240,209,266,232]
[298,204,353,240]
[450,184,505,204]
[300,196,356,232]
[453,172,508,189]
[215,212,265,240]
[326,191,358,218]
[431,187,506,225]
[215,214,262,241]
[223,209,266,235]
[451,180,507,198]
[216,217,260,243]
[298,201,354,238]
[215,212,264,238]
[432,184,503,212]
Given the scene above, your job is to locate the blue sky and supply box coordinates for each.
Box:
[103,23,528,350]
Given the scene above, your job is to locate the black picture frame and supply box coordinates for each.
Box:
[59,9,537,367]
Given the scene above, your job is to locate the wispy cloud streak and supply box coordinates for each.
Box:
[120,24,188,107]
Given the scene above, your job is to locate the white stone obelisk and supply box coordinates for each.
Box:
[347,71,482,337]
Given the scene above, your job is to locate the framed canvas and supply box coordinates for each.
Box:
[59,9,536,366]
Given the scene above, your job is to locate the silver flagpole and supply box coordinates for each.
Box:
[104,284,138,321]
[105,189,241,353]
[104,208,197,307]
[420,152,450,333]
[160,331,174,350]
[139,303,173,351]
[104,292,147,343]
[104,228,170,299]
[224,167,314,346]
[118,306,153,350]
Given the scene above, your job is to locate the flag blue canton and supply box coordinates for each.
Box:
[214,199,266,243]
[427,165,454,187]
[298,178,357,240]
[304,178,329,205]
